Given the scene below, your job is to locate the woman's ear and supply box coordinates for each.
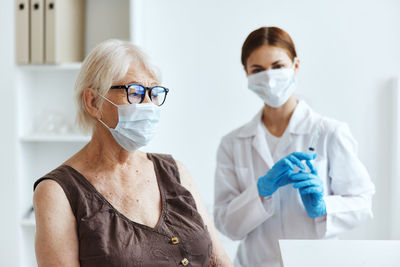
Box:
[83,88,101,119]
[294,58,300,75]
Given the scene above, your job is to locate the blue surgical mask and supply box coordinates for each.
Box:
[98,96,160,152]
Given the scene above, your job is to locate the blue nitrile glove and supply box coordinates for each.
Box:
[257,152,317,197]
[291,159,326,218]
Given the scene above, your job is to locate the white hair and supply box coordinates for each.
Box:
[74,39,161,134]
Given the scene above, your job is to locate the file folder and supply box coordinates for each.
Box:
[30,0,44,64]
[45,0,85,64]
[15,0,30,64]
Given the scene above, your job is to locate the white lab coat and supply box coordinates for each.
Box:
[214,100,375,267]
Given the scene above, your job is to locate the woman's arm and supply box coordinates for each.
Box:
[33,180,80,267]
[320,123,375,238]
[176,160,233,267]
[214,138,274,240]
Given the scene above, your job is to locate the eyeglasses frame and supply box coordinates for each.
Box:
[109,83,169,106]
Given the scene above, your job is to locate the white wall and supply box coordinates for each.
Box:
[139,0,400,257]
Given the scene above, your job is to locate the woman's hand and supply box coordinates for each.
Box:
[290,160,326,218]
[257,152,316,197]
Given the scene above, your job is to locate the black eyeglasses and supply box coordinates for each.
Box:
[109,83,169,106]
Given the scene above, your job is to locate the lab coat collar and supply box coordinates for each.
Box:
[237,100,315,138]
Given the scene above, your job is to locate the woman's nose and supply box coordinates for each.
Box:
[142,90,152,103]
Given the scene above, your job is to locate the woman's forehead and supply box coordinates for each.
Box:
[248,45,291,64]
[119,65,158,86]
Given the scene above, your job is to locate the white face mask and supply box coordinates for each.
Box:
[247,61,296,108]
[98,96,160,152]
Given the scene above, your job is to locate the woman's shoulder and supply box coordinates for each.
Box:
[149,153,195,191]
[33,167,75,225]
[147,152,181,182]
[317,115,350,138]
[33,176,69,210]
[33,167,79,265]
[147,152,178,170]
[33,165,77,192]
[220,112,263,144]
[147,152,174,162]
[306,103,348,136]
[33,165,87,216]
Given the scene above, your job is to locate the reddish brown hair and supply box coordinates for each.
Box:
[241,26,297,67]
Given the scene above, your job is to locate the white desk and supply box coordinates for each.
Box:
[279,240,400,267]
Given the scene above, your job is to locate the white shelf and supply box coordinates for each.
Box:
[20,219,35,228]
[17,63,82,71]
[20,134,90,143]
[13,1,135,266]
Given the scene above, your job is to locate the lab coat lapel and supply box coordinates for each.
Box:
[274,101,312,158]
[252,123,274,169]
[242,101,315,169]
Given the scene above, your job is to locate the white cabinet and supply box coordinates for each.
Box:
[15,0,140,266]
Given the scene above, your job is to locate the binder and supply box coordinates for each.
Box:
[45,0,85,64]
[30,0,44,64]
[15,0,30,64]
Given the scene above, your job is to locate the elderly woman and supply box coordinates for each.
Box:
[33,40,232,267]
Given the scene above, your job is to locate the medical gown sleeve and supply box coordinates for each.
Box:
[317,123,375,238]
[213,137,274,240]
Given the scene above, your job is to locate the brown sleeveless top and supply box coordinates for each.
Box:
[33,153,212,267]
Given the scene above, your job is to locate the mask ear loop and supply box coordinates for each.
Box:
[100,95,118,107]
[97,95,118,129]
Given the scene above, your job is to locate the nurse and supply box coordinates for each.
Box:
[213,26,375,267]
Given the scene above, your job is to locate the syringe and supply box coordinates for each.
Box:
[293,124,321,173]
[293,124,320,173]
[308,124,321,152]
